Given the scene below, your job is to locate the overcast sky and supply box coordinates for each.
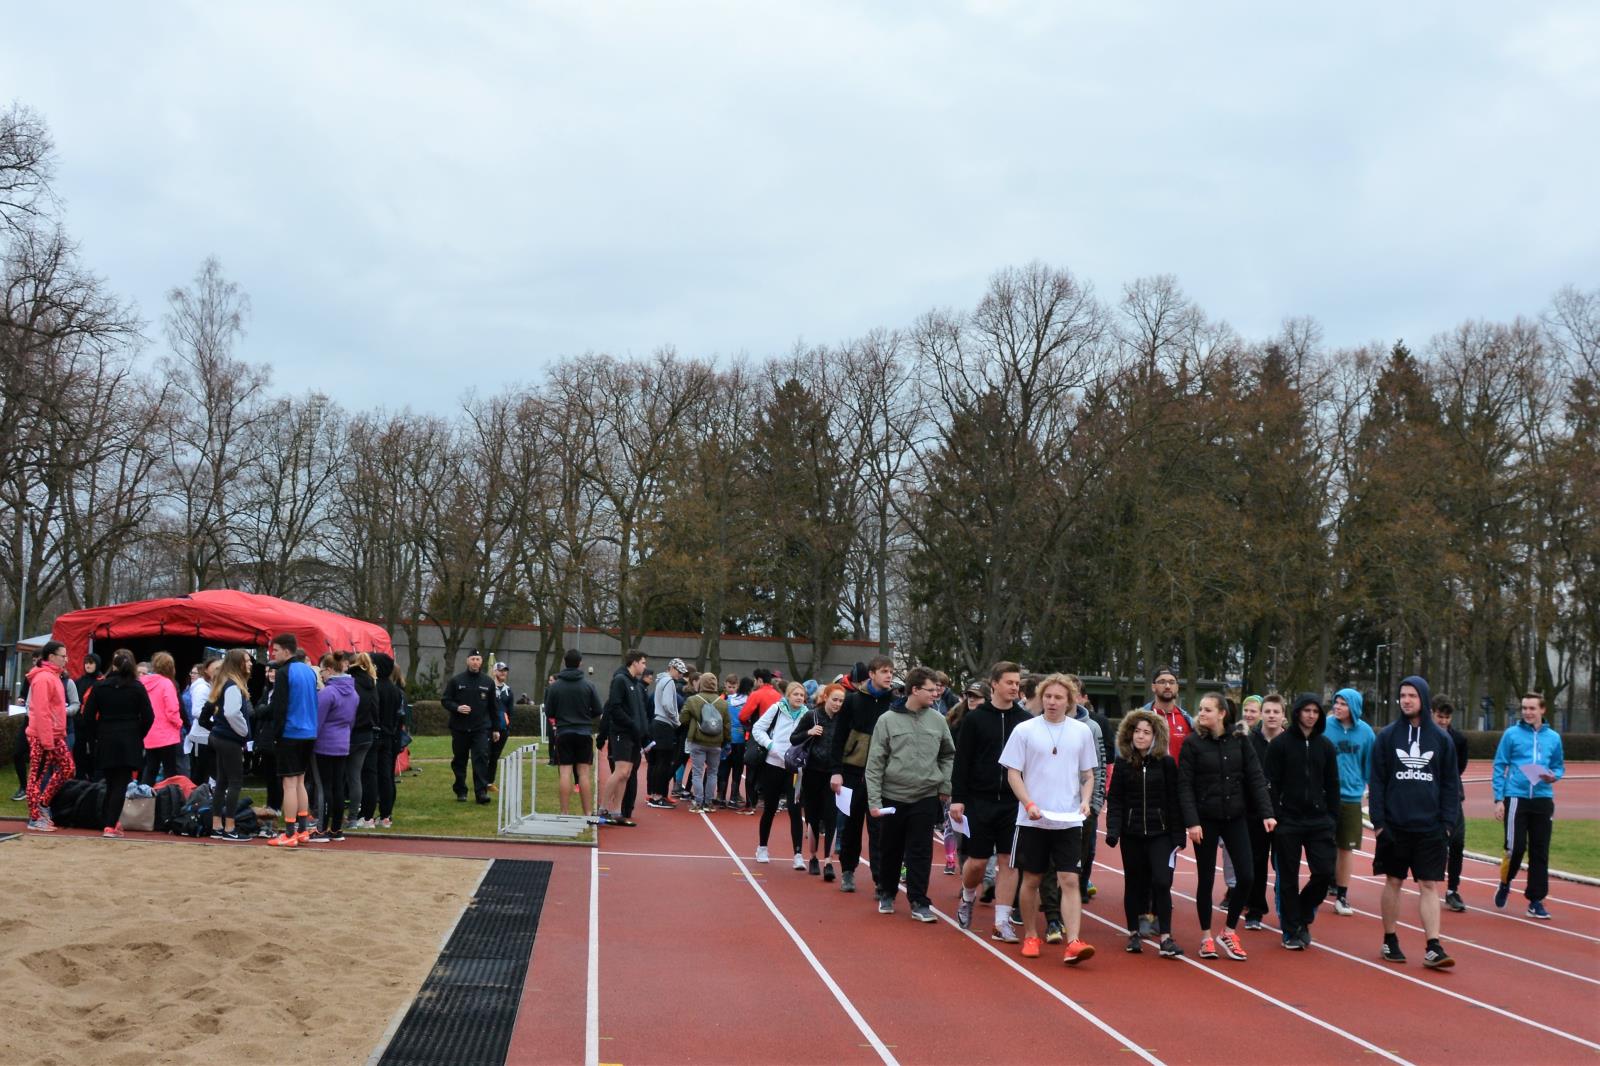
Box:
[5,2,1596,411]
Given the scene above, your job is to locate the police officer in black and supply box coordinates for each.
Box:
[442,649,496,803]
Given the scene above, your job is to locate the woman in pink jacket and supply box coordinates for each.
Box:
[24,642,74,831]
[140,651,183,785]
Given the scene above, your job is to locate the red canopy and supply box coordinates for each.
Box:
[51,589,392,666]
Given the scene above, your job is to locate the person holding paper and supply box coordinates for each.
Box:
[865,667,956,923]
[794,683,845,880]
[998,674,1099,964]
[1492,692,1565,920]
[949,663,1030,941]
[829,657,898,895]
[1104,708,1185,958]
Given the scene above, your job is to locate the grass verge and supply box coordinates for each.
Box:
[1465,818,1600,879]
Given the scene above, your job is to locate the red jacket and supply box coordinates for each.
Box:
[741,684,781,729]
[1154,704,1191,759]
[24,664,66,745]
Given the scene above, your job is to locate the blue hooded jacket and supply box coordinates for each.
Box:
[1326,687,1376,804]
[1492,718,1564,801]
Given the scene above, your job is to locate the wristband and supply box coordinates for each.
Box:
[1026,802,1039,813]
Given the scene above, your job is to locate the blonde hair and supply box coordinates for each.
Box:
[209,649,253,703]
[350,651,374,677]
[784,681,808,705]
[1037,673,1080,702]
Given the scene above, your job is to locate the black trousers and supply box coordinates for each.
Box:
[1502,796,1555,903]
[877,796,941,908]
[1079,806,1100,886]
[362,736,396,819]
[141,745,179,785]
[1246,818,1273,919]
[1120,832,1178,934]
[190,742,214,786]
[758,762,802,851]
[1446,800,1467,892]
[718,743,744,803]
[101,767,134,830]
[838,772,884,887]
[647,720,677,797]
[487,731,509,783]
[451,729,491,798]
[318,753,349,832]
[12,720,29,791]
[1274,824,1336,933]
[607,745,640,817]
[1194,817,1253,931]
[210,736,245,827]
[800,769,836,855]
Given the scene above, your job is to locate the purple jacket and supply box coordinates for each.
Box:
[314,674,357,756]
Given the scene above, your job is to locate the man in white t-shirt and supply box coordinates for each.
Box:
[999,673,1099,965]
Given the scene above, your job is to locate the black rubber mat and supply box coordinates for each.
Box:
[379,858,552,1066]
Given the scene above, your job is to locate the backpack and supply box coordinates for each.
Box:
[696,696,724,739]
[153,784,186,831]
[172,783,213,837]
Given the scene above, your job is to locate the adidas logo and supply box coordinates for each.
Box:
[1395,740,1435,781]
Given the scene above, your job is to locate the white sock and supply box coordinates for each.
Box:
[962,885,977,902]
[995,904,1012,926]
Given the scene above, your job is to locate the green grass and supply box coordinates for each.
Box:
[1,734,591,844]
[1465,818,1600,879]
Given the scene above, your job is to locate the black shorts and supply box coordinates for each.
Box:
[963,797,1017,860]
[1011,824,1083,876]
[555,732,594,766]
[608,734,640,765]
[1373,826,1447,882]
[276,738,314,777]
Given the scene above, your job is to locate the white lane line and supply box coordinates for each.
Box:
[1354,829,1600,911]
[1076,908,1411,1066]
[700,812,900,1066]
[926,904,1165,1066]
[1103,859,1600,1053]
[586,846,599,1066]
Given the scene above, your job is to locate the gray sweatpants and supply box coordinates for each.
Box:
[687,742,722,807]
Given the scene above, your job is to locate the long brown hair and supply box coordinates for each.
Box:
[209,648,253,703]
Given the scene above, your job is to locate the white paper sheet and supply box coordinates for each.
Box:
[948,813,972,836]
[835,785,853,817]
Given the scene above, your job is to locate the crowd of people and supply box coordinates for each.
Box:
[13,635,410,842]
[554,651,1570,969]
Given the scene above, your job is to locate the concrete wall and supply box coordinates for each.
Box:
[390,623,884,695]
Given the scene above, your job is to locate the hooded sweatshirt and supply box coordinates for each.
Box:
[1070,704,1107,812]
[1492,718,1565,801]
[349,667,379,734]
[1265,694,1341,830]
[1368,675,1461,834]
[950,699,1031,805]
[865,697,955,810]
[372,653,405,737]
[271,657,321,742]
[141,673,184,748]
[24,663,66,745]
[314,673,358,756]
[829,679,896,778]
[1326,687,1376,804]
[1105,709,1182,840]
[545,666,603,736]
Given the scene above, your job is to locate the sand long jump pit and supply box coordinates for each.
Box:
[0,835,487,1066]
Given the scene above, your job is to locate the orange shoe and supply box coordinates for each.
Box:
[268,832,298,848]
[1215,931,1247,961]
[294,828,312,845]
[1020,936,1042,958]
[1064,939,1096,965]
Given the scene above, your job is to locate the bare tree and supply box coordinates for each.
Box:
[0,102,55,236]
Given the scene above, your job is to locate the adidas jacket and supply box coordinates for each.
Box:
[1368,717,1461,834]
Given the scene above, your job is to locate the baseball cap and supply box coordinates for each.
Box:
[494,662,509,672]
[670,658,688,672]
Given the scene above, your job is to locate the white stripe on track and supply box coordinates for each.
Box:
[1103,859,1600,1053]
[926,904,1166,1065]
[1075,908,1412,1066]
[699,812,900,1066]
[586,847,599,1066]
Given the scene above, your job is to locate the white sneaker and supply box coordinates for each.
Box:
[755,846,770,864]
[793,853,806,870]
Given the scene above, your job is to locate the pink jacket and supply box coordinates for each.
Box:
[24,664,66,745]
[141,674,183,748]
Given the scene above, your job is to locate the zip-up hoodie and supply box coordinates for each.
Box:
[1492,719,1565,801]
[950,700,1031,805]
[1142,700,1193,758]
[24,663,66,745]
[1070,704,1107,812]
[829,680,896,778]
[865,698,955,810]
[752,697,806,768]
[1105,709,1182,841]
[271,657,320,742]
[314,673,358,756]
[141,674,183,748]
[349,667,379,734]
[1326,687,1376,804]
[1265,694,1341,830]
[1368,675,1461,834]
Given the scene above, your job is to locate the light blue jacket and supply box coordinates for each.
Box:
[1492,720,1565,801]
[1326,687,1375,804]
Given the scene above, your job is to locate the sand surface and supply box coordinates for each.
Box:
[0,835,486,1066]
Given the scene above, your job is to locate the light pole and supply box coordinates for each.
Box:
[1374,642,1392,725]
[11,514,30,700]
[1266,644,1278,691]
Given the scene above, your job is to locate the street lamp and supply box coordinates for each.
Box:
[11,514,30,699]
[1266,644,1278,691]
[1374,643,1392,724]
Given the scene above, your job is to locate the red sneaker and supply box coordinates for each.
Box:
[267,832,298,848]
[1216,932,1248,961]
[1064,939,1096,965]
[1020,936,1042,958]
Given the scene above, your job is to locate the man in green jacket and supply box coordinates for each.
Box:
[867,666,956,922]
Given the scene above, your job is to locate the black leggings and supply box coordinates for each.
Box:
[718,743,744,803]
[141,744,179,785]
[1121,833,1178,934]
[317,753,349,832]
[101,767,134,830]
[362,736,396,819]
[647,720,677,797]
[758,763,802,851]
[1194,817,1253,932]
[800,770,836,856]
[210,736,244,827]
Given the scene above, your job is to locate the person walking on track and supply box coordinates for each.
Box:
[866,667,956,923]
[1326,687,1375,916]
[1266,693,1340,950]
[829,656,897,895]
[1492,691,1565,920]
[1104,708,1185,958]
[949,662,1030,942]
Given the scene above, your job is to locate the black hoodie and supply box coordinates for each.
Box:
[545,666,603,736]
[1265,694,1340,830]
[950,700,1031,805]
[828,681,896,779]
[371,653,405,737]
[349,665,379,734]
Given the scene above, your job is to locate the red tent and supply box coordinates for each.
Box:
[51,589,393,667]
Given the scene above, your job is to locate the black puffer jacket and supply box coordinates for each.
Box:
[1178,728,1273,826]
[1105,709,1183,841]
[792,708,841,776]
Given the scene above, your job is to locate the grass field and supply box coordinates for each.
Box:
[1,734,591,843]
[1465,817,1600,879]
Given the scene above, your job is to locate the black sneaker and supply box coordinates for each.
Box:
[1045,920,1064,944]
[646,798,675,810]
[808,857,821,876]
[1381,939,1406,964]
[9,788,24,802]
[1125,934,1143,954]
[1243,917,1265,931]
[1297,925,1314,949]
[455,794,468,803]
[1444,890,1466,913]
[1158,936,1183,958]
[328,830,346,842]
[1422,943,1454,969]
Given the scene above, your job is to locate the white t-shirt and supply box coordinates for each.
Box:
[185,678,212,747]
[998,714,1097,829]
